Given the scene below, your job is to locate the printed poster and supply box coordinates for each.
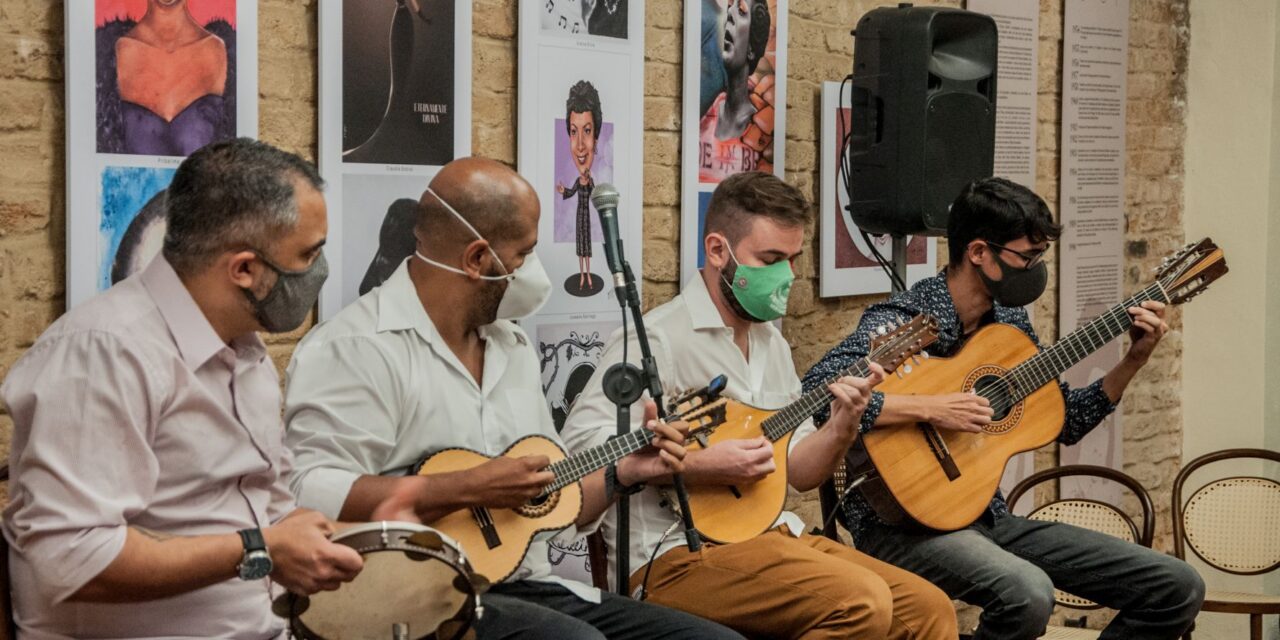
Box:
[679,0,788,285]
[66,0,258,307]
[317,0,472,318]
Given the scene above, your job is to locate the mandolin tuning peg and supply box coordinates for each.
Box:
[877,325,888,335]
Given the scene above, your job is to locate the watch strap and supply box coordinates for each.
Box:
[238,528,266,552]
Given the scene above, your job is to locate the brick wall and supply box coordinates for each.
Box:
[0,0,1188,567]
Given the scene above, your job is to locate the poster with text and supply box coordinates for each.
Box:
[318,0,472,319]
[1058,0,1130,506]
[66,0,258,308]
[819,82,934,298]
[518,0,645,586]
[680,0,788,285]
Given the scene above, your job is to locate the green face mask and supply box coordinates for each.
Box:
[719,242,794,322]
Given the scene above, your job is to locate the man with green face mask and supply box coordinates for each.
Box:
[804,177,1201,640]
[561,172,958,639]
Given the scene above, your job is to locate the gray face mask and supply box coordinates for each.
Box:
[242,251,329,333]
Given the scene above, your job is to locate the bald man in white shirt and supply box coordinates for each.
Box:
[284,157,743,640]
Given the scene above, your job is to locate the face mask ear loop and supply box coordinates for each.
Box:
[424,186,511,278]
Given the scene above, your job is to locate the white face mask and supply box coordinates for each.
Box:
[414,187,552,320]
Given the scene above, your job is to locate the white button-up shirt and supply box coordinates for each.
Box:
[560,275,816,587]
[1,256,293,640]
[284,260,599,602]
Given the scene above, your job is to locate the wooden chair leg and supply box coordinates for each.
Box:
[1249,613,1261,640]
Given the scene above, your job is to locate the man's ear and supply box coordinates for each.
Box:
[704,233,729,271]
[459,239,491,279]
[227,250,259,290]
[966,240,988,268]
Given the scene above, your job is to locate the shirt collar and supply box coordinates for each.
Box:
[683,274,728,331]
[140,255,264,369]
[376,258,524,348]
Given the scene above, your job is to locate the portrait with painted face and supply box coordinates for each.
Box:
[697,0,778,183]
[95,0,238,156]
[553,80,614,297]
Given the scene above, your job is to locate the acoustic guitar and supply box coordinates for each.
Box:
[854,238,1228,531]
[414,379,729,582]
[673,314,940,544]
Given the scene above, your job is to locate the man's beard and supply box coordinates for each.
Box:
[471,272,506,327]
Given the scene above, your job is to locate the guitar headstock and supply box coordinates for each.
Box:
[1156,238,1228,305]
[867,314,940,376]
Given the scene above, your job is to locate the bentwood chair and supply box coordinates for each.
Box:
[1172,448,1280,640]
[1007,465,1156,639]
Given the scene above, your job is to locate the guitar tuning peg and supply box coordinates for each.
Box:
[895,369,905,379]
[911,355,922,365]
[877,326,888,335]
[903,364,913,374]
[922,351,930,359]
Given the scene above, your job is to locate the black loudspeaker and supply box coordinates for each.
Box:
[846,4,998,237]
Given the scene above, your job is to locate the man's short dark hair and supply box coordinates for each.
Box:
[704,171,809,244]
[746,0,771,75]
[946,177,1062,266]
[163,137,325,275]
[564,80,602,140]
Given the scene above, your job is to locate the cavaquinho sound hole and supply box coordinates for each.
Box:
[517,490,561,518]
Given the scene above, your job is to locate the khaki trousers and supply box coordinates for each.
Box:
[630,527,958,640]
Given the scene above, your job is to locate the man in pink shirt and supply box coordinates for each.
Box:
[1,138,365,639]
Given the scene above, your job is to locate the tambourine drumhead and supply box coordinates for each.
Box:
[289,521,481,640]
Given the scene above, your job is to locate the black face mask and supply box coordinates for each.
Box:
[979,250,1048,308]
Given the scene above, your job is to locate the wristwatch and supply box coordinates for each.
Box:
[237,528,273,581]
[606,463,645,501]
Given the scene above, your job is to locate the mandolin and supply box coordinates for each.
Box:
[672,314,940,544]
[414,379,729,582]
[854,238,1228,531]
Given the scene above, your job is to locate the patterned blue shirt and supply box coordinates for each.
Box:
[801,271,1118,543]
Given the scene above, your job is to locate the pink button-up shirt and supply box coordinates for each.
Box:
[1,256,295,639]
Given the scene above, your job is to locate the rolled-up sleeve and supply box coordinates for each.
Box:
[1,332,163,603]
[283,335,404,519]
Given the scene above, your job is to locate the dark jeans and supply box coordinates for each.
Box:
[858,513,1205,640]
[474,580,745,640]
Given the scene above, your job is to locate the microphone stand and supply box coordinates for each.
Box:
[601,261,703,598]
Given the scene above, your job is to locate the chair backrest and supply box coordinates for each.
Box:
[818,459,850,540]
[1007,464,1154,610]
[1172,448,1280,576]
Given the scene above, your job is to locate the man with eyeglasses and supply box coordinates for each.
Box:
[803,178,1205,639]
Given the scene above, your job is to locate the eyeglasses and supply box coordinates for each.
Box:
[986,242,1048,268]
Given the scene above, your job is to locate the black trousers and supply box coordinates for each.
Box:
[474,580,744,640]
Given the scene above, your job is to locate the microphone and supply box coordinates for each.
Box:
[590,183,627,299]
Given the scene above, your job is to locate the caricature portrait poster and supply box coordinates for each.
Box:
[65,0,258,308]
[680,0,788,285]
[317,0,472,319]
[518,0,646,587]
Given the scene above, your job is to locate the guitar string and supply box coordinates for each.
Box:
[973,282,1167,415]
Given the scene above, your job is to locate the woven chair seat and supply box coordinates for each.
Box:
[1039,625,1102,639]
[1201,589,1280,613]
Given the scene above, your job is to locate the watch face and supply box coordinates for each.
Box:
[239,551,273,580]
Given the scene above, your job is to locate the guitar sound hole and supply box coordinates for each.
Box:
[517,490,560,518]
[973,374,1015,422]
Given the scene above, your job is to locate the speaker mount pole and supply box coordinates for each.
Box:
[891,235,908,295]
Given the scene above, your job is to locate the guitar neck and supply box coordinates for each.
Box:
[760,357,874,442]
[995,281,1169,403]
[541,428,653,495]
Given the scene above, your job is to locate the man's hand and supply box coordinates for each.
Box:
[462,455,556,509]
[688,437,776,486]
[616,400,688,487]
[925,392,993,433]
[265,509,364,595]
[825,363,886,439]
[1124,300,1168,365]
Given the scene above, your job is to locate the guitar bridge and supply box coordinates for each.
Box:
[918,424,962,481]
[471,507,502,549]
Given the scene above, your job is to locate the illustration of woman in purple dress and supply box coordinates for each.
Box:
[97,0,237,156]
[555,80,602,293]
